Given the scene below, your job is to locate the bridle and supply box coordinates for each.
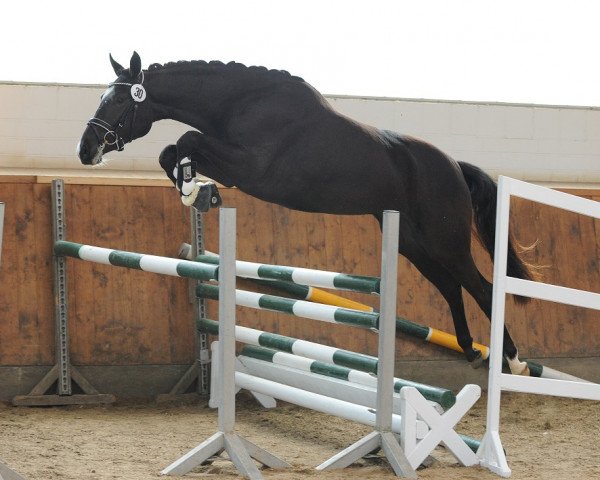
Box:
[87,71,147,152]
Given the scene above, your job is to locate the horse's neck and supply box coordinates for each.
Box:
[145,71,208,133]
[146,67,255,134]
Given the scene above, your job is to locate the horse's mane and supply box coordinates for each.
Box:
[147,60,304,82]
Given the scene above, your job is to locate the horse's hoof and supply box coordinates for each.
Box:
[182,182,221,212]
[467,348,483,369]
[208,183,222,208]
[508,359,531,376]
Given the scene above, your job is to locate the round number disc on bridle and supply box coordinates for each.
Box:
[130,84,146,102]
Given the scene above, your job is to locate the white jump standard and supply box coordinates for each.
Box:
[478,177,600,477]
[54,210,287,478]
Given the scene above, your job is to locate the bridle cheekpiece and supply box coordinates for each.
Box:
[87,71,147,152]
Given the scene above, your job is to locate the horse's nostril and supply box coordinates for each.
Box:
[77,140,87,156]
[77,140,93,164]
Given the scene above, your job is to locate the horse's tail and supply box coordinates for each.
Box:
[458,161,535,300]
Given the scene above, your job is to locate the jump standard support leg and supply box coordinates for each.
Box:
[0,460,28,480]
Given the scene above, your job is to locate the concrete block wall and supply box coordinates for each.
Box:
[0,83,189,173]
[1,82,599,184]
[330,97,600,184]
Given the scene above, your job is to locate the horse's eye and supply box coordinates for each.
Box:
[116,96,125,105]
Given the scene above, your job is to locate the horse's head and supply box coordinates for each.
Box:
[77,51,154,165]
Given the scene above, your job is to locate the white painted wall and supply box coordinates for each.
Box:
[1,82,599,185]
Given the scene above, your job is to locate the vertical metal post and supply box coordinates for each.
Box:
[217,208,236,432]
[317,210,414,477]
[51,179,71,395]
[191,208,210,395]
[376,210,400,430]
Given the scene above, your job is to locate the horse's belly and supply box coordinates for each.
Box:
[242,183,389,215]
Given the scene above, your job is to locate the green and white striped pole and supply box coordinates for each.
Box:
[198,318,453,406]
[191,252,491,360]
[54,241,218,281]
[241,344,456,409]
[199,317,378,374]
[253,278,576,379]
[196,253,380,294]
[196,283,379,329]
[193,254,570,380]
[239,345,481,453]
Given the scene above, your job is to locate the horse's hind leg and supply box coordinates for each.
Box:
[395,225,484,367]
[442,253,530,375]
[396,220,528,373]
[463,267,530,375]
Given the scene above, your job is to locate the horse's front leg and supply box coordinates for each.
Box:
[158,143,222,212]
[160,130,250,211]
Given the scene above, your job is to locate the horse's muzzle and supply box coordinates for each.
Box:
[77,137,103,165]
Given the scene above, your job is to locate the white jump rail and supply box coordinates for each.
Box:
[478,177,600,477]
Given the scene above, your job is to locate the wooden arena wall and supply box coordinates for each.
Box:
[0,176,598,397]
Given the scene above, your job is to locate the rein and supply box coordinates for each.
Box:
[87,72,146,152]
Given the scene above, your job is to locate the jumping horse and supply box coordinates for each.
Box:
[78,52,533,375]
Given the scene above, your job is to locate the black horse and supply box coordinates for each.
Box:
[78,52,533,375]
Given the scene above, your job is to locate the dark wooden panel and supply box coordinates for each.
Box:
[32,184,54,364]
[508,197,600,357]
[66,184,95,364]
[160,188,197,364]
[0,182,54,365]
[0,183,22,363]
[14,183,41,362]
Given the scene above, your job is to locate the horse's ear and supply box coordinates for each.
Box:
[129,51,142,80]
[109,53,125,76]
